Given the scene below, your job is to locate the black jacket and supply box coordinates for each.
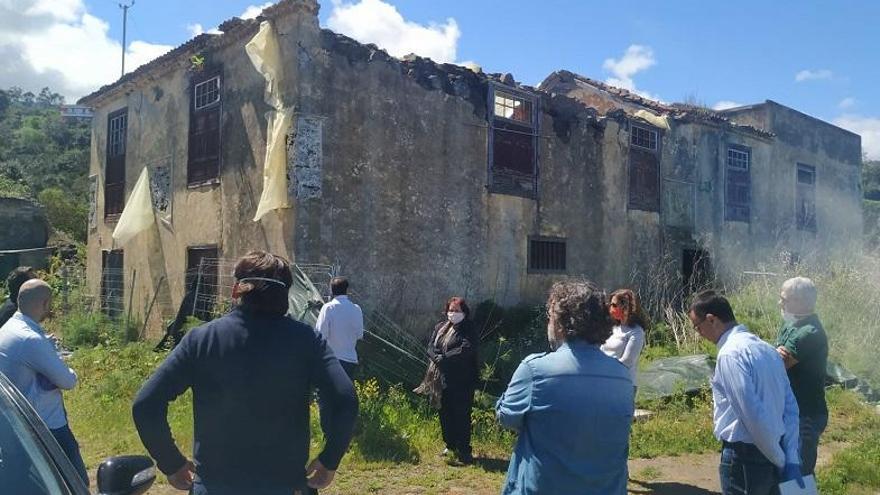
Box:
[0,299,17,328]
[427,319,479,389]
[132,307,358,489]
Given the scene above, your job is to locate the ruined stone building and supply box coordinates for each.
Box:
[78,0,862,334]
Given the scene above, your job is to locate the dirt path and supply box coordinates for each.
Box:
[112,442,847,494]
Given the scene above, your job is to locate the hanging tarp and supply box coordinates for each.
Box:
[246,20,293,221]
[112,167,154,246]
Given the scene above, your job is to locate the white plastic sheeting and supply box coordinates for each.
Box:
[247,20,293,221]
[111,167,154,245]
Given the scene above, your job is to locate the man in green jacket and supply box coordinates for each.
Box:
[775,276,828,475]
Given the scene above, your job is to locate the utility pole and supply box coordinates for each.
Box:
[119,0,135,77]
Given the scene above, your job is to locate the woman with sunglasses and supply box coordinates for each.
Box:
[601,289,648,392]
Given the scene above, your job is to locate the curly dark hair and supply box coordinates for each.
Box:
[547,280,613,345]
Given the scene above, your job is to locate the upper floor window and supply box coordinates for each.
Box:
[188,70,222,185]
[628,123,661,212]
[104,108,127,218]
[630,124,658,151]
[725,145,751,222]
[796,163,816,232]
[488,85,538,198]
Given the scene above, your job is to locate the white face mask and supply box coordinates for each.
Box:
[781,309,797,324]
[447,312,465,324]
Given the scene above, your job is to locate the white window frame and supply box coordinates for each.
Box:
[193,76,221,110]
[630,124,658,151]
[727,147,750,171]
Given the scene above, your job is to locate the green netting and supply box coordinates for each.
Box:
[287,264,429,389]
[636,354,714,401]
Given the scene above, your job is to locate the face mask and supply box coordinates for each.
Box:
[781,309,797,324]
[610,306,626,322]
[447,312,465,324]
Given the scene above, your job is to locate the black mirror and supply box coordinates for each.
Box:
[96,455,156,495]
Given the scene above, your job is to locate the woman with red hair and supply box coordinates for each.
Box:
[418,296,479,465]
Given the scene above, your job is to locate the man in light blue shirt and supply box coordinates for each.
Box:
[688,290,803,495]
[0,279,88,486]
[496,281,633,495]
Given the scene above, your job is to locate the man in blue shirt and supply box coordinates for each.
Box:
[688,290,803,495]
[0,279,88,486]
[496,281,633,494]
[133,251,358,494]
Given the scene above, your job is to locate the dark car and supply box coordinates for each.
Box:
[0,371,156,495]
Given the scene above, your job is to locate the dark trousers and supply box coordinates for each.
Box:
[51,424,88,487]
[192,478,317,495]
[799,413,828,475]
[439,386,474,457]
[719,441,780,495]
[318,360,357,436]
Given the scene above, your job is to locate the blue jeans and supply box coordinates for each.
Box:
[50,424,88,488]
[799,413,828,475]
[191,478,316,495]
[719,442,780,495]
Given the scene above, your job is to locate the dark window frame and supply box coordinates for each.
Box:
[725,144,751,223]
[185,245,220,321]
[487,84,539,199]
[527,236,567,273]
[187,68,223,186]
[630,123,658,151]
[627,121,661,212]
[104,107,128,220]
[796,163,817,232]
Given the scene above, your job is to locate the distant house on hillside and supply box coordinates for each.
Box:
[77,0,863,335]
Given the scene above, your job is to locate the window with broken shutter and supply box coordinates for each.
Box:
[725,146,751,222]
[488,85,539,198]
[628,123,661,211]
[187,71,222,185]
[796,163,816,232]
[104,108,127,218]
[186,246,219,320]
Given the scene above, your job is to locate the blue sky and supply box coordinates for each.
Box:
[4,0,877,157]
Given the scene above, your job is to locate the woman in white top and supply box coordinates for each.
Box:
[601,289,647,390]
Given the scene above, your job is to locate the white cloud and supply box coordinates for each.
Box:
[0,0,172,101]
[240,2,274,20]
[327,0,460,63]
[713,100,743,111]
[187,23,220,37]
[834,115,880,160]
[838,97,856,109]
[602,45,657,98]
[794,69,833,82]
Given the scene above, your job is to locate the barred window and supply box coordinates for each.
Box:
[528,237,566,273]
[193,76,221,110]
[101,249,124,318]
[108,111,128,157]
[727,147,750,171]
[630,124,658,150]
[494,91,533,124]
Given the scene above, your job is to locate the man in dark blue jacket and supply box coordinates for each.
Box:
[133,251,358,494]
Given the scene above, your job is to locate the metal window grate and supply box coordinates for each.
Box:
[630,124,658,150]
[796,163,816,231]
[528,238,567,272]
[194,76,221,110]
[725,146,751,222]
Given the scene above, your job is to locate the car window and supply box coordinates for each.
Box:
[0,393,70,495]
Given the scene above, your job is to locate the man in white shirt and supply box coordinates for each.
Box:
[0,279,88,486]
[315,277,364,378]
[688,290,803,495]
[315,277,364,436]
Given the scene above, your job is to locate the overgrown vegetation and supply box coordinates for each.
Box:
[0,86,90,242]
